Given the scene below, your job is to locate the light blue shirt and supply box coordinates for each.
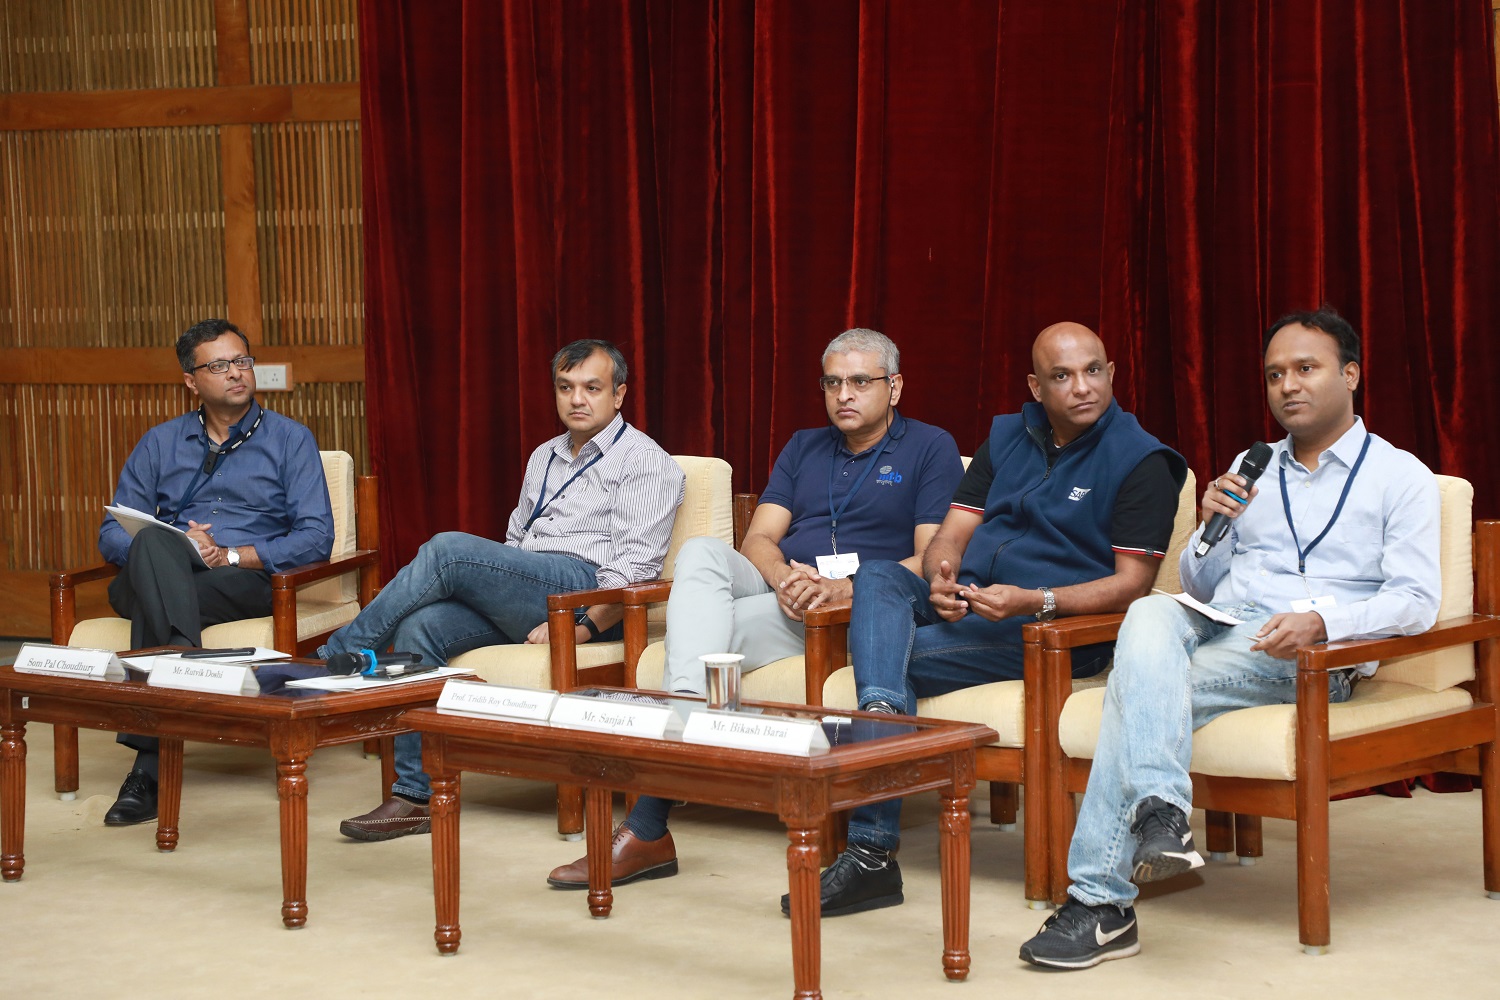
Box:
[1179,418,1442,653]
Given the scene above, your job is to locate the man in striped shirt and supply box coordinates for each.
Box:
[327,339,685,841]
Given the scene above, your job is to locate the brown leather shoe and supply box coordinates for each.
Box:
[547,823,678,889]
[339,797,431,841]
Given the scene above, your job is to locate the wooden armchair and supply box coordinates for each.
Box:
[47,451,380,796]
[1044,477,1500,953]
[819,473,1199,904]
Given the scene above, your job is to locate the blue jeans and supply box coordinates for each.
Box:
[845,560,1109,849]
[1066,593,1354,907]
[319,532,601,801]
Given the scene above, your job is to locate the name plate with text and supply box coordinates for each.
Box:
[436,680,557,722]
[550,694,672,739]
[12,643,127,682]
[147,658,259,696]
[681,710,830,756]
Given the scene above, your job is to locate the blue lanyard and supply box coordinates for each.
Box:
[163,405,264,525]
[1278,434,1371,575]
[525,422,626,530]
[827,431,891,555]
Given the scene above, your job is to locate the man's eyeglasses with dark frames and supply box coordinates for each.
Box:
[190,356,256,375]
[819,374,893,394]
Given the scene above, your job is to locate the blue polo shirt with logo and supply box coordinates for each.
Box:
[759,413,963,567]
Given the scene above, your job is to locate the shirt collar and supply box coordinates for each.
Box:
[1277,416,1367,472]
[185,400,263,444]
[830,410,906,457]
[551,412,627,462]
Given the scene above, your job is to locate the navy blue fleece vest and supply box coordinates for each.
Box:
[957,399,1183,590]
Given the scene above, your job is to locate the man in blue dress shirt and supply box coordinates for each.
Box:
[1020,307,1443,969]
[97,317,335,826]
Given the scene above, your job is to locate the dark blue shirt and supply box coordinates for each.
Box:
[759,413,963,567]
[99,400,335,574]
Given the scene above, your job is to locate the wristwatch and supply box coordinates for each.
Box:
[225,546,241,567]
[574,607,601,641]
[1035,586,1057,622]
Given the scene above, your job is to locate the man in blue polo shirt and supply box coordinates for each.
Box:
[798,322,1187,917]
[547,328,964,890]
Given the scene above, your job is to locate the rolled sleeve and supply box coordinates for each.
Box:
[1178,522,1230,602]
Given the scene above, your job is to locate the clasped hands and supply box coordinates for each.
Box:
[776,561,853,621]
[927,560,1034,622]
[185,519,231,568]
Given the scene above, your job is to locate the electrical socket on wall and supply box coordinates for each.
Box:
[257,363,292,391]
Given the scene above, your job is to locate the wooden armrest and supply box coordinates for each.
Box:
[1298,614,1500,672]
[50,563,120,591]
[269,550,380,590]
[546,586,628,612]
[1022,613,1127,649]
[622,579,675,605]
[803,600,852,627]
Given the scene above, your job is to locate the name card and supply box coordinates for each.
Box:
[147,658,259,696]
[436,680,557,721]
[12,643,127,682]
[681,710,830,756]
[550,694,673,739]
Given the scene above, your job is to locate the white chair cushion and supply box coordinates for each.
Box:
[825,664,1110,748]
[69,599,362,653]
[1378,475,1474,691]
[635,639,816,704]
[1058,679,1474,780]
[453,621,667,689]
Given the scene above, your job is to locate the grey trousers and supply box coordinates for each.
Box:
[662,536,808,695]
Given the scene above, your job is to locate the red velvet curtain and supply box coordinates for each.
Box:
[359,0,1500,573]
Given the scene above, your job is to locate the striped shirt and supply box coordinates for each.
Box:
[505,413,685,590]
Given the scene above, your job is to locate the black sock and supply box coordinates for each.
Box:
[394,792,429,807]
[132,750,159,782]
[622,795,673,842]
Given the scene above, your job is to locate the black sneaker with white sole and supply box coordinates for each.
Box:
[779,844,903,917]
[1129,795,1205,883]
[1019,899,1140,969]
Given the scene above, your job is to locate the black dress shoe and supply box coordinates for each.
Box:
[104,770,158,826]
[780,847,903,917]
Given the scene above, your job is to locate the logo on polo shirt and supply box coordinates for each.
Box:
[876,465,903,486]
[1068,487,1092,501]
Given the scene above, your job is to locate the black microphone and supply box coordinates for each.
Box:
[326,650,423,676]
[1194,441,1274,557]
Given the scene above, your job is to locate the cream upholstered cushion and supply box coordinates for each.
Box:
[635,641,832,705]
[1059,680,1474,780]
[67,450,362,654]
[823,665,1110,748]
[450,456,732,688]
[1376,475,1474,691]
[1152,470,1200,594]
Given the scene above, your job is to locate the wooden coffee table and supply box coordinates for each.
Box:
[408,693,996,999]
[0,655,449,928]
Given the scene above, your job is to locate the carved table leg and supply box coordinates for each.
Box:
[586,786,614,918]
[430,767,462,955]
[786,825,823,1000]
[52,723,79,798]
[939,790,973,981]
[156,737,184,852]
[274,737,312,928]
[1,719,26,882]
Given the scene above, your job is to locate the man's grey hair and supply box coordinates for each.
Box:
[821,328,899,374]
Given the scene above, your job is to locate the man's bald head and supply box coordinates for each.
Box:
[1026,322,1116,447]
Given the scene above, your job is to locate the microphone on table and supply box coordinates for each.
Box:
[326,650,423,676]
[1194,441,1274,558]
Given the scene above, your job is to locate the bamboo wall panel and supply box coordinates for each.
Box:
[254,121,362,347]
[0,126,227,348]
[247,0,357,85]
[0,0,216,93]
[0,382,365,573]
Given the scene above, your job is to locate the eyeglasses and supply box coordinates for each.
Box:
[190,356,256,375]
[819,374,893,394]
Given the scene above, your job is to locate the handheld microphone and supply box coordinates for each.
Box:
[1194,441,1274,557]
[326,650,423,676]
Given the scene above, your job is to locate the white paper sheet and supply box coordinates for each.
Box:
[283,666,473,691]
[1153,588,1245,625]
[121,647,292,674]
